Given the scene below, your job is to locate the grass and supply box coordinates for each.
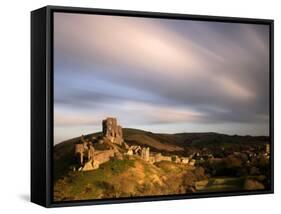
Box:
[54,159,135,201]
[103,158,135,174]
[54,156,264,201]
[54,157,191,201]
[154,161,190,174]
[196,177,245,192]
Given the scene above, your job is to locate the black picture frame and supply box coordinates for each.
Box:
[31,5,274,208]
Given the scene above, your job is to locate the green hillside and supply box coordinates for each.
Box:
[54,156,200,201]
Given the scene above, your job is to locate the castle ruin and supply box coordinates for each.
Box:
[74,117,124,171]
[74,136,95,165]
[102,117,123,145]
[74,117,194,171]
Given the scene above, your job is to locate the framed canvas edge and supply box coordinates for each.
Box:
[31,7,48,207]
[39,5,274,208]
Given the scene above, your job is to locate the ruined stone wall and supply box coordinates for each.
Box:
[94,150,115,164]
[160,156,172,162]
[75,144,84,155]
[87,145,95,160]
[75,144,84,164]
[181,157,189,164]
[141,147,150,161]
[80,149,115,171]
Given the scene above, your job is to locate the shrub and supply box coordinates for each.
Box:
[194,167,206,180]
[225,155,242,168]
[244,179,264,190]
[107,159,135,174]
[182,171,197,192]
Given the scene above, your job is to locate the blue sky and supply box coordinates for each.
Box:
[54,12,270,144]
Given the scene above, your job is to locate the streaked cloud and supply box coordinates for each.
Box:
[53,12,270,144]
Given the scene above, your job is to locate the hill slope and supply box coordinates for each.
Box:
[123,128,184,152]
[53,128,268,181]
[54,157,199,201]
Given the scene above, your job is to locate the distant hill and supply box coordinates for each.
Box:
[123,128,268,147]
[122,128,184,152]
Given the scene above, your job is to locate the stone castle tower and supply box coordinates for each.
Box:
[102,117,123,145]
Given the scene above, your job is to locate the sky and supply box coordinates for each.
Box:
[53,12,270,144]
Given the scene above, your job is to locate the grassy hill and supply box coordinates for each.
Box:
[54,128,268,180]
[54,157,198,201]
[53,128,185,181]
